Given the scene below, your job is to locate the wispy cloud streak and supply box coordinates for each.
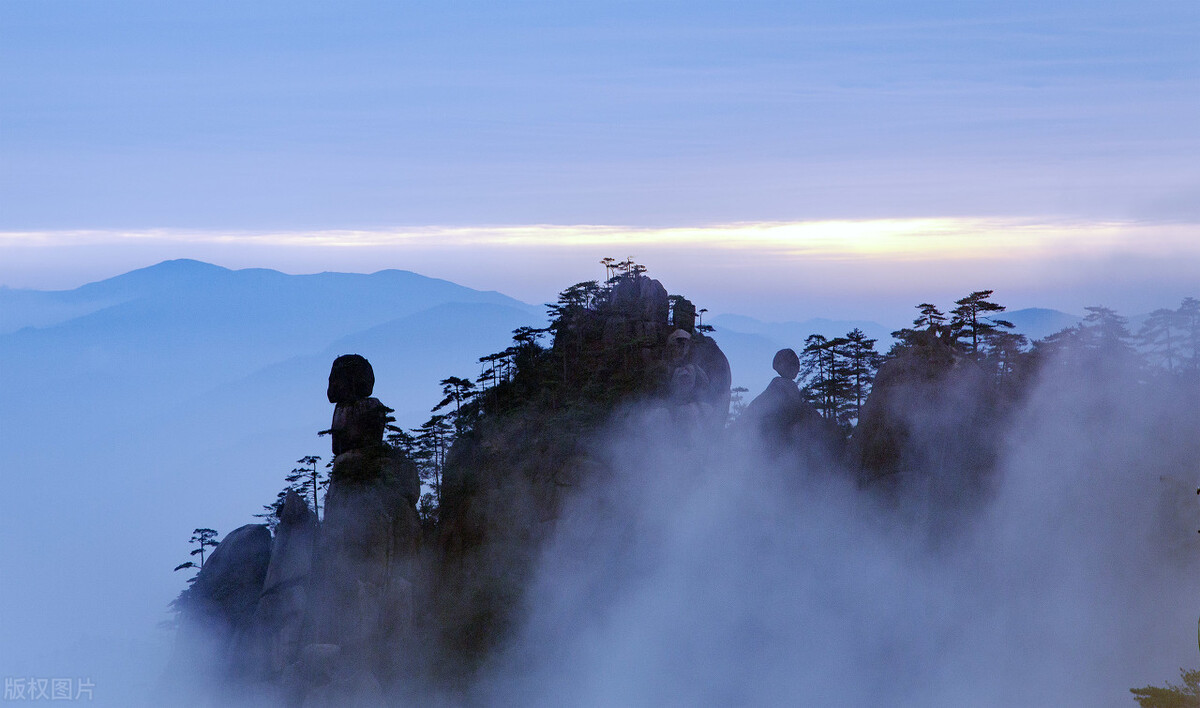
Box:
[3,218,1197,261]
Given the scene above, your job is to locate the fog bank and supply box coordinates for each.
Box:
[479,352,1199,706]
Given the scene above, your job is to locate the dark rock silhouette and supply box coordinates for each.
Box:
[327,354,375,402]
[850,330,1001,515]
[740,348,839,460]
[165,356,422,706]
[235,491,316,685]
[687,330,732,421]
[189,524,273,640]
[666,328,731,435]
[306,448,420,657]
[327,354,394,455]
[611,273,670,323]
[773,347,801,379]
[167,281,738,702]
[300,356,421,700]
[158,524,272,705]
[599,274,672,366]
[433,273,731,676]
[671,295,697,332]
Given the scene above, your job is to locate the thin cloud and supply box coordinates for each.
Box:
[3,218,1197,261]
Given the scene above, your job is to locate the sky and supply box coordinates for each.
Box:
[2,0,1198,320]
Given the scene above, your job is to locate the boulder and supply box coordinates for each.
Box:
[739,348,841,463]
[610,274,670,323]
[773,348,800,379]
[690,333,732,423]
[264,490,317,591]
[638,277,670,323]
[157,525,272,706]
[742,376,832,447]
[330,397,394,455]
[671,296,697,332]
[189,524,272,633]
[236,491,316,681]
[327,354,375,404]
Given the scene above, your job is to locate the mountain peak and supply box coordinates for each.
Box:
[153,258,229,271]
[74,259,234,298]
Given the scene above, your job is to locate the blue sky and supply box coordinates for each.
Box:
[1,0,1197,317]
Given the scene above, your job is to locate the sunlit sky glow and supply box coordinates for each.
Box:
[3,218,1197,325]
[4,217,1199,260]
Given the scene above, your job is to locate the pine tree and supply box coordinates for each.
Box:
[433,376,477,435]
[1130,668,1200,707]
[949,290,1013,356]
[600,257,618,285]
[728,386,749,425]
[417,492,439,532]
[414,415,453,511]
[839,328,881,424]
[1175,297,1200,373]
[801,334,851,425]
[1139,308,1183,374]
[914,303,947,330]
[478,351,505,395]
[891,302,948,348]
[167,527,219,626]
[174,528,218,576]
[985,330,1029,386]
[1037,305,1140,371]
[255,488,291,532]
[1081,306,1136,355]
[289,455,325,521]
[257,454,326,529]
[386,428,418,457]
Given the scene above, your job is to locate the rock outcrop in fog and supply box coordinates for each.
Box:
[159,270,1200,707]
[851,325,1007,525]
[163,356,422,706]
[433,274,732,676]
[163,271,738,705]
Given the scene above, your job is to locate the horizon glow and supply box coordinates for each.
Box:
[5,216,1198,260]
[3,217,1197,324]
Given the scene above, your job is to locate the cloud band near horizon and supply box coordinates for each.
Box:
[3,217,1197,324]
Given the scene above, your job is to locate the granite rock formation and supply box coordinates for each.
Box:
[739,348,841,462]
[165,355,421,706]
[850,328,1001,512]
[433,274,731,675]
[327,354,395,456]
[158,523,272,705]
[234,490,315,688]
[300,355,421,700]
[166,279,737,701]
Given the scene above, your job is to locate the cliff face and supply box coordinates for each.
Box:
[433,274,732,675]
[162,358,423,707]
[162,274,735,704]
[849,331,1004,525]
[162,274,1038,704]
[153,273,1200,706]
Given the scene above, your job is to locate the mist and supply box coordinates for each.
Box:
[474,349,1199,706]
[4,263,1196,707]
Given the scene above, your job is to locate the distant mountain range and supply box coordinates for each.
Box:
[0,258,537,335]
[1000,307,1083,342]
